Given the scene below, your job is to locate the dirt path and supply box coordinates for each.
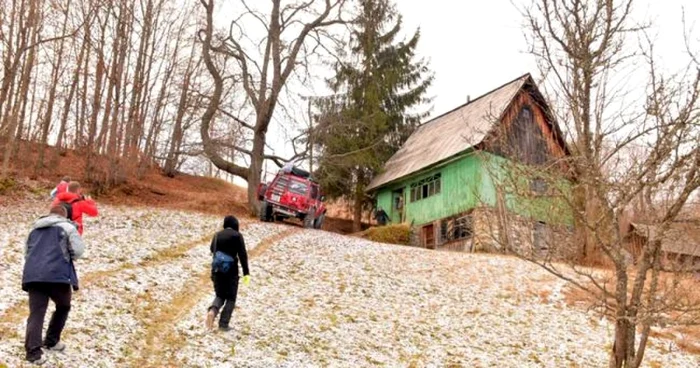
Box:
[0,232,214,339]
[127,227,300,368]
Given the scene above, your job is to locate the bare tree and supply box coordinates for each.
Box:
[35,0,73,173]
[198,0,347,214]
[477,1,700,367]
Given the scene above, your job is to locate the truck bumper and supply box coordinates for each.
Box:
[270,203,306,218]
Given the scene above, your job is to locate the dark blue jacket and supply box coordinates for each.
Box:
[22,215,85,291]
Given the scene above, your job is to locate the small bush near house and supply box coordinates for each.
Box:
[0,177,17,195]
[362,224,411,245]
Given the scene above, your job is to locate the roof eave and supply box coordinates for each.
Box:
[366,148,477,193]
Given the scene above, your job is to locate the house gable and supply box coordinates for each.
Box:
[482,84,568,170]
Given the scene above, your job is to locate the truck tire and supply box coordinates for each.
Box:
[304,208,316,229]
[314,212,325,230]
[259,201,272,222]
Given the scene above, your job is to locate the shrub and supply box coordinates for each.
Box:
[363,224,411,245]
[0,177,16,195]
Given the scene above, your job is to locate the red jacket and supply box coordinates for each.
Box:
[55,181,69,195]
[52,192,99,235]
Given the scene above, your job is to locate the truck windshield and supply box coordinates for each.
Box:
[288,179,308,195]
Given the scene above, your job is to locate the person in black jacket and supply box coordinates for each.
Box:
[206,215,250,331]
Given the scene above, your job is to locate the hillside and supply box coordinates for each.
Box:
[0,141,366,234]
[0,140,249,216]
[0,202,697,367]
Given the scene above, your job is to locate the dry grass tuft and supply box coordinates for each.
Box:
[359,224,412,245]
[563,269,700,355]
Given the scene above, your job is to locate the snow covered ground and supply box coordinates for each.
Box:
[0,201,698,367]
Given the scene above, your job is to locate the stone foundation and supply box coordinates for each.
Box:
[472,206,575,259]
[411,206,575,260]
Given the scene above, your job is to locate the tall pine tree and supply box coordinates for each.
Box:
[315,0,433,231]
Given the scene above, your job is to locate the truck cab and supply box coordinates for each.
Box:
[257,165,326,229]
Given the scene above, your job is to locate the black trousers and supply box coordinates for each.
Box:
[209,272,239,328]
[25,283,72,361]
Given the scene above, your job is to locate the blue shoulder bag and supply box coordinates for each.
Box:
[211,234,235,273]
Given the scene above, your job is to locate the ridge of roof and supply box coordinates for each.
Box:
[417,73,532,129]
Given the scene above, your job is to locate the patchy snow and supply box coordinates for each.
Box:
[0,202,698,367]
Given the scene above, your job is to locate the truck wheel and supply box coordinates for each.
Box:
[304,208,316,229]
[314,213,325,229]
[259,201,272,222]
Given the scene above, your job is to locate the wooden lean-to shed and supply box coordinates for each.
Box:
[367,74,573,252]
[626,221,700,267]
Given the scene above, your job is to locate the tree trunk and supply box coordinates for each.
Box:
[352,173,364,232]
[35,0,71,173]
[610,265,630,368]
[247,133,266,215]
[1,0,38,177]
[163,33,193,177]
[55,24,87,155]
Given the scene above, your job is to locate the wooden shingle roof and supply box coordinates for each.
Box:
[631,222,700,258]
[367,74,531,191]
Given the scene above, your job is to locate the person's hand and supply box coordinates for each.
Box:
[242,275,251,286]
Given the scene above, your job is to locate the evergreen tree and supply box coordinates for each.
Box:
[314,0,433,231]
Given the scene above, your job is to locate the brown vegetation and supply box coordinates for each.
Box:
[0,139,249,216]
[359,224,411,245]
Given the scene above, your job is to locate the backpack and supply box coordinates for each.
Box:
[59,198,81,220]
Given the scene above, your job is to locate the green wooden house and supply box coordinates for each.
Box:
[367,74,573,252]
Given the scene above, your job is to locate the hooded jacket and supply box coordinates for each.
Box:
[22,214,85,291]
[51,192,98,235]
[210,216,249,299]
[211,216,249,276]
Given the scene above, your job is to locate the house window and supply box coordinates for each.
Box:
[521,106,532,123]
[533,221,548,251]
[531,178,548,195]
[439,212,473,243]
[410,173,442,203]
[454,215,473,239]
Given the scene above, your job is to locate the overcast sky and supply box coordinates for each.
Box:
[398,0,699,117]
[217,0,700,185]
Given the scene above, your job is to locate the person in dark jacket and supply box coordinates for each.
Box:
[206,215,250,331]
[22,206,85,365]
[374,207,390,226]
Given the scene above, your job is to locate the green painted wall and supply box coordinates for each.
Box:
[377,152,484,226]
[478,152,573,225]
[374,151,573,226]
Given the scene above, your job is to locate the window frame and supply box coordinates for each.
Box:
[409,173,442,203]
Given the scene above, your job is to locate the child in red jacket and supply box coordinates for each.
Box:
[51,182,98,235]
[50,176,71,199]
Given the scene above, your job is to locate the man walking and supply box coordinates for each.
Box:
[206,215,250,331]
[22,206,85,365]
[374,207,390,226]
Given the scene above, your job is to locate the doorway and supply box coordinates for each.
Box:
[423,224,435,249]
[391,188,404,223]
